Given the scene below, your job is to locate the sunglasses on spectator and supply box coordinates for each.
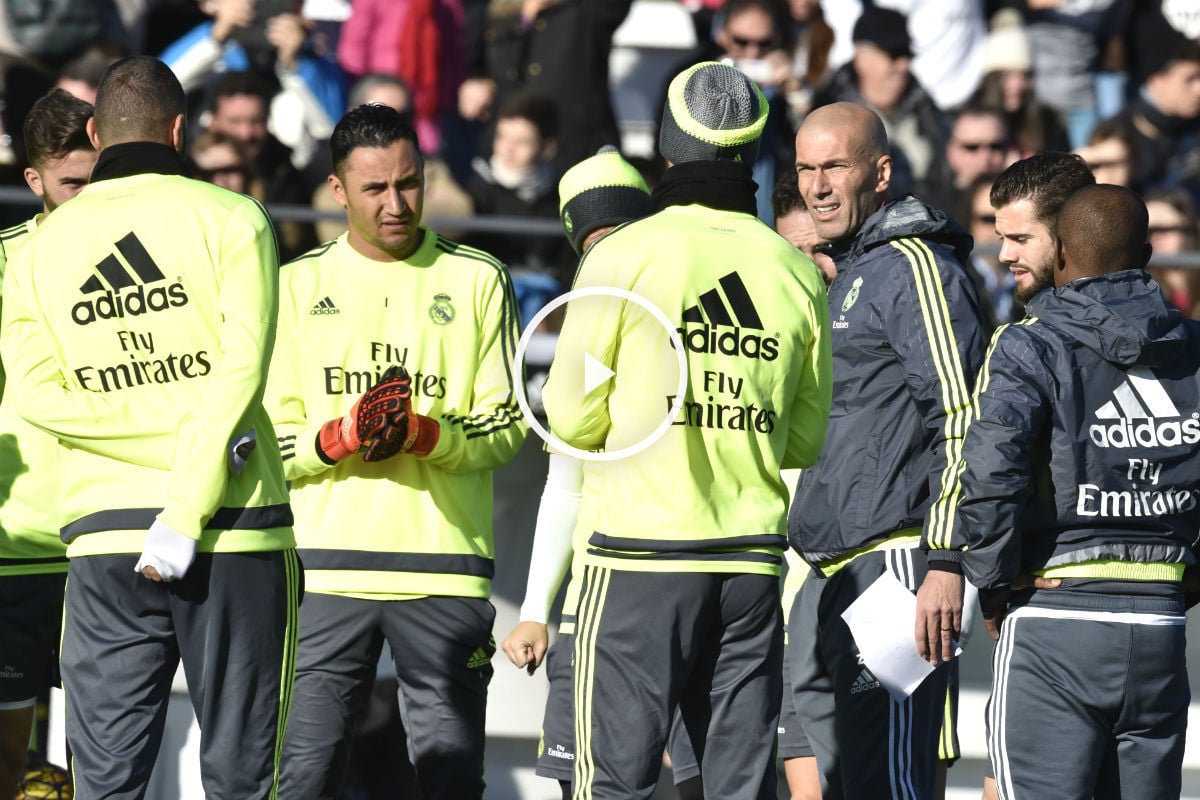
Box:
[1086,160,1128,171]
[956,141,1007,153]
[731,35,776,49]
[973,214,996,225]
[1149,225,1191,236]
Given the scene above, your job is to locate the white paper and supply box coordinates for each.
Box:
[841,571,942,701]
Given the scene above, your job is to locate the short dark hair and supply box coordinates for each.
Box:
[771,170,805,220]
[990,152,1095,227]
[1056,184,1148,273]
[951,103,1009,141]
[496,91,558,141]
[212,71,274,107]
[24,88,94,168]
[93,56,186,145]
[330,103,420,176]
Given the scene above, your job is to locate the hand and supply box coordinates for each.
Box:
[316,367,412,463]
[361,370,440,461]
[135,519,198,582]
[1012,573,1062,591]
[458,78,496,121]
[228,429,256,475]
[266,13,307,69]
[915,569,963,665]
[501,621,549,675]
[208,0,254,43]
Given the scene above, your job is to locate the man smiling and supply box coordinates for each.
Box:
[787,101,987,799]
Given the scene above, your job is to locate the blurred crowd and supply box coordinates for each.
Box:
[0,0,1198,321]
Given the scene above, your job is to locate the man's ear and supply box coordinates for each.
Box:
[874,153,892,195]
[86,116,101,150]
[170,113,186,153]
[328,173,346,207]
[1139,241,1154,270]
[23,167,44,198]
[541,136,557,163]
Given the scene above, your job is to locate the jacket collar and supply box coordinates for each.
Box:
[92,142,189,183]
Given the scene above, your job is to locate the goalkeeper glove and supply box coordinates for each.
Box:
[316,366,411,463]
[135,519,197,582]
[362,377,440,462]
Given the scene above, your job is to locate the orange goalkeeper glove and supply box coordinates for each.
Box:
[316,366,412,463]
[362,380,440,462]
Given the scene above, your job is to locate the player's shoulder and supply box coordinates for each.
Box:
[282,237,339,272]
[427,232,511,285]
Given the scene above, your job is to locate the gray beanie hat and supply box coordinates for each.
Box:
[558,146,652,253]
[659,61,769,165]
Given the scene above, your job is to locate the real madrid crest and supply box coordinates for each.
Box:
[841,276,863,313]
[563,210,574,235]
[429,292,455,324]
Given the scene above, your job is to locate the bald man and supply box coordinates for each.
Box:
[786,102,987,798]
[951,184,1200,798]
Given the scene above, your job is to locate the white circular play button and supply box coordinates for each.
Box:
[513,287,688,462]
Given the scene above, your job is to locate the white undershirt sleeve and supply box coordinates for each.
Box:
[517,453,583,624]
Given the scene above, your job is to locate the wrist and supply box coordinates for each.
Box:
[407,415,440,457]
[316,416,357,464]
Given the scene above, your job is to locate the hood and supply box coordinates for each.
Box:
[1026,271,1191,368]
[825,194,973,266]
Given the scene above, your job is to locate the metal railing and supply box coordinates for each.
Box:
[4,183,1200,267]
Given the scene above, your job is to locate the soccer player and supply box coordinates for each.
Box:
[915,154,1095,654]
[0,88,96,800]
[0,56,300,800]
[787,102,987,799]
[501,146,705,800]
[954,184,1200,797]
[267,103,526,800]
[542,61,833,799]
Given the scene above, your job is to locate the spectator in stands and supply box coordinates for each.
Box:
[205,71,317,257]
[970,10,1069,158]
[465,91,567,274]
[820,0,986,113]
[1023,0,1125,147]
[1074,116,1138,191]
[813,6,948,200]
[1145,187,1200,320]
[1109,40,1200,197]
[780,0,833,127]
[188,128,254,195]
[336,0,464,157]
[965,172,1015,329]
[459,0,633,173]
[54,46,122,104]
[160,0,344,170]
[926,105,1013,229]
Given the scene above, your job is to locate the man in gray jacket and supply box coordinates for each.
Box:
[787,102,987,798]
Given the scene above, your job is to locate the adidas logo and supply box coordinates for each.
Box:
[1089,367,1199,448]
[310,296,340,316]
[849,667,880,695]
[72,232,187,325]
[678,271,779,361]
[466,647,490,670]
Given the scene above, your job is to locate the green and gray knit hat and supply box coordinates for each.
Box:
[659,61,768,166]
[558,146,652,253]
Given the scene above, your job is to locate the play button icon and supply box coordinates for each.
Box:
[513,287,688,462]
[583,353,614,395]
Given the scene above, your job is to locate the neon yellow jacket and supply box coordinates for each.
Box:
[0,216,67,574]
[0,145,293,557]
[542,203,832,575]
[264,231,527,599]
